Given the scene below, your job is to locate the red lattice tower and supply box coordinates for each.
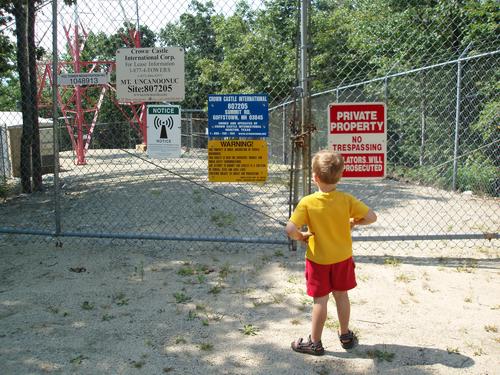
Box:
[37,18,146,165]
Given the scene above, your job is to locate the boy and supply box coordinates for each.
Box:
[286,149,377,356]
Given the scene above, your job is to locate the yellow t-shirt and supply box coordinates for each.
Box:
[289,190,369,265]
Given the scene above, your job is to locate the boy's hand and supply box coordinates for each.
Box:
[299,231,313,243]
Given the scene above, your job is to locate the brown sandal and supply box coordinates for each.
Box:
[291,335,325,356]
[338,330,357,349]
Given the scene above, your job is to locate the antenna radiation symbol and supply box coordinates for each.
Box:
[153,116,174,139]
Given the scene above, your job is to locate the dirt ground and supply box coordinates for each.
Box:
[0,234,498,375]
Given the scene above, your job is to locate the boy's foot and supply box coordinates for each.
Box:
[338,330,357,349]
[291,335,325,356]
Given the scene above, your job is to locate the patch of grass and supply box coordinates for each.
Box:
[175,336,186,344]
[150,189,161,196]
[209,284,223,295]
[367,349,395,362]
[81,301,94,310]
[102,314,115,321]
[464,296,473,303]
[291,319,301,325]
[178,266,195,276]
[484,325,497,333]
[187,310,198,321]
[324,318,340,331]
[47,306,60,314]
[210,210,235,228]
[113,292,129,306]
[173,292,191,304]
[130,359,146,368]
[201,319,209,326]
[456,260,478,273]
[219,262,231,279]
[199,343,213,351]
[271,294,285,304]
[240,324,259,336]
[70,354,88,365]
[0,177,9,199]
[384,257,401,266]
[447,347,460,354]
[195,304,206,311]
[274,250,284,257]
[395,274,413,283]
[192,190,203,204]
[288,275,299,284]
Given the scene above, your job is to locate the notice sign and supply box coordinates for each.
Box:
[116,47,185,102]
[147,105,181,159]
[328,103,386,179]
[208,94,268,137]
[208,140,268,182]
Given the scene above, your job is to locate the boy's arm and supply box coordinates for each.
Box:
[351,209,377,228]
[286,221,313,242]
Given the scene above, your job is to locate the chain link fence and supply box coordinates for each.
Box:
[0,0,498,248]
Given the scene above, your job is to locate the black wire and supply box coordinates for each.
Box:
[119,148,288,227]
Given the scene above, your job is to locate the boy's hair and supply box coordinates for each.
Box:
[312,150,344,184]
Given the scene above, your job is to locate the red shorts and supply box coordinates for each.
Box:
[305,257,357,297]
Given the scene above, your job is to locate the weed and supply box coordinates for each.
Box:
[395,274,413,283]
[70,354,88,365]
[81,301,94,310]
[324,318,340,330]
[219,262,231,279]
[384,257,401,266]
[47,306,60,314]
[274,250,284,257]
[288,275,299,284]
[300,296,312,306]
[447,347,460,354]
[240,324,259,336]
[473,347,485,356]
[178,266,195,276]
[456,260,478,273]
[195,304,206,311]
[260,255,272,263]
[175,336,186,344]
[0,177,11,199]
[271,294,285,304]
[102,314,115,321]
[150,189,161,196]
[209,284,223,295]
[464,296,473,303]
[135,261,145,281]
[201,319,209,326]
[210,211,235,227]
[367,349,395,362]
[199,343,213,351]
[196,274,207,283]
[114,293,129,306]
[130,360,146,368]
[291,319,301,325]
[484,325,497,333]
[192,190,203,204]
[187,310,198,321]
[163,367,174,373]
[173,292,191,304]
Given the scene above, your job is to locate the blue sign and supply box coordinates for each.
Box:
[208,94,269,137]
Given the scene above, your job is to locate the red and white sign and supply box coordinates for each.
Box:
[328,103,386,179]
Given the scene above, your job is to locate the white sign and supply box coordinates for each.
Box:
[147,105,182,159]
[328,102,387,179]
[58,72,109,86]
[116,47,185,102]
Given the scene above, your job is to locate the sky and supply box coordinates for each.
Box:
[34,0,262,52]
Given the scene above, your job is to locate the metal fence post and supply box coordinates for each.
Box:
[300,0,311,195]
[452,44,471,190]
[52,0,61,236]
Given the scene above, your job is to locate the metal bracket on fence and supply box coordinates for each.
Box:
[291,123,316,148]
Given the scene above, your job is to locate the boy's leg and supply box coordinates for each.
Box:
[311,294,329,343]
[332,290,350,335]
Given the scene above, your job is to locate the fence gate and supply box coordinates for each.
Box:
[0,1,498,249]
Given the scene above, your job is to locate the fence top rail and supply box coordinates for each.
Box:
[268,49,500,112]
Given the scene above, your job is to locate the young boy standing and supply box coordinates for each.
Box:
[286,150,377,356]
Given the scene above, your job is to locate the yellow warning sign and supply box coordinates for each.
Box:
[208,140,268,182]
